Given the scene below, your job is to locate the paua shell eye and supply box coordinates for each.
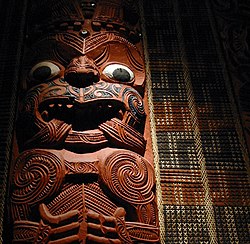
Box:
[29,61,61,82]
[103,64,134,83]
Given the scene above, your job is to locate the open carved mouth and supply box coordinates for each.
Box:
[39,99,125,131]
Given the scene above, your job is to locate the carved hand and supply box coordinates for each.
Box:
[35,203,83,244]
[86,207,132,244]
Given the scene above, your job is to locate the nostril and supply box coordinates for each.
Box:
[64,55,100,88]
[64,70,100,88]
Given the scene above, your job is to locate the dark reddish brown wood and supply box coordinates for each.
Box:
[10,0,159,243]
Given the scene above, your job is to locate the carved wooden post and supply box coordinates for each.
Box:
[9,0,159,243]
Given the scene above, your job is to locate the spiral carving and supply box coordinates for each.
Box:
[11,150,65,205]
[99,150,155,205]
[84,81,121,100]
[122,87,145,122]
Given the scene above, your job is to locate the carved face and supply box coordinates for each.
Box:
[17,33,146,154]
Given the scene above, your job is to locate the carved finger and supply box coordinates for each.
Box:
[50,222,80,235]
[87,222,116,234]
[86,234,121,244]
[39,203,79,225]
[87,210,116,223]
[48,235,79,244]
[113,207,126,218]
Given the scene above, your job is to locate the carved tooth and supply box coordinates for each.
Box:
[108,104,112,108]
[49,104,55,108]
[66,104,73,108]
[58,104,62,107]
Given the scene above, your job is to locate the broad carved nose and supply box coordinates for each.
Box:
[64,55,100,88]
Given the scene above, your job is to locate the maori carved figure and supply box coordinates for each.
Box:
[9,0,159,243]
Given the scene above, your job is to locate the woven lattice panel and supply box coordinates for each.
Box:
[143,0,250,243]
